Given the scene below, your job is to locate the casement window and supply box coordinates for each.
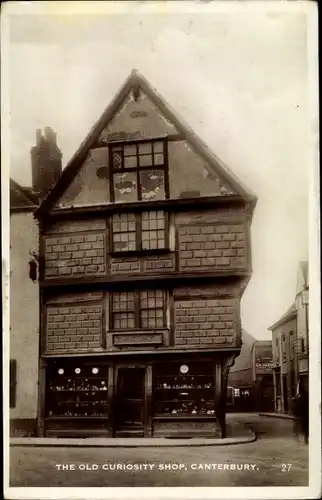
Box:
[111,210,167,252]
[111,290,166,330]
[10,359,17,409]
[109,139,169,203]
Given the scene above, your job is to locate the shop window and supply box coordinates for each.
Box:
[45,360,109,418]
[111,290,166,330]
[153,362,216,417]
[111,211,167,252]
[10,359,17,409]
[110,139,168,203]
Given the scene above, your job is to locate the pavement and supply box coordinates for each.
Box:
[10,416,256,447]
[8,414,309,487]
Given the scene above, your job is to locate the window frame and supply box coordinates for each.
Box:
[110,290,168,331]
[281,334,287,362]
[109,137,170,204]
[110,210,169,256]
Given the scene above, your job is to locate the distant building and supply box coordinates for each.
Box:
[294,262,309,390]
[269,261,309,414]
[251,340,274,412]
[228,330,255,412]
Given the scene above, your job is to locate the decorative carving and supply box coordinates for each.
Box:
[113,333,163,346]
[223,354,238,376]
[98,131,143,144]
[130,110,148,118]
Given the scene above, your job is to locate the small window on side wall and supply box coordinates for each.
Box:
[10,359,17,409]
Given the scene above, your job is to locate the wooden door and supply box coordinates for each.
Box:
[115,368,145,436]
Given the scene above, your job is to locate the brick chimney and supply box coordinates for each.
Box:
[30,127,62,199]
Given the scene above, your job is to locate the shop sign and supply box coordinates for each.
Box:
[255,362,273,371]
[113,333,163,346]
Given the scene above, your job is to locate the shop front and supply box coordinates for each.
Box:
[43,355,222,438]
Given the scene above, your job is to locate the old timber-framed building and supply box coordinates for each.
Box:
[34,70,257,438]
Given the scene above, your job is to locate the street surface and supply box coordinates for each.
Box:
[9,414,308,487]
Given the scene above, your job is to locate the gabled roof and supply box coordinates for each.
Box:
[268,302,297,331]
[10,178,38,210]
[230,329,256,373]
[35,69,257,219]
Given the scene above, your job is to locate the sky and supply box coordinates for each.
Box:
[4,2,312,340]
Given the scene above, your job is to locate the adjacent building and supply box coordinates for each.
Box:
[10,180,39,436]
[251,340,274,413]
[11,70,257,438]
[269,261,309,414]
[9,129,62,436]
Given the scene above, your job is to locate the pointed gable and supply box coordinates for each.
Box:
[36,69,256,217]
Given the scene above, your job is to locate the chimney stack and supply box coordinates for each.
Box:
[30,127,62,199]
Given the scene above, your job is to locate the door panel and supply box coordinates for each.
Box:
[116,368,145,433]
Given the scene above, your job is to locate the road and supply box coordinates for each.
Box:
[9,414,308,487]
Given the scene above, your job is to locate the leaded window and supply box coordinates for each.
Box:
[111,210,167,252]
[111,290,166,330]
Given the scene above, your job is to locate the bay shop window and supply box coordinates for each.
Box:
[153,361,216,418]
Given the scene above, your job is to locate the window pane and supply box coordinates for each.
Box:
[113,172,138,202]
[139,154,153,167]
[124,144,137,156]
[140,170,165,201]
[153,141,164,154]
[139,142,152,154]
[124,156,138,168]
[154,153,164,165]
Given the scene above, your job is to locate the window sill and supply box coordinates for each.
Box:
[110,249,171,258]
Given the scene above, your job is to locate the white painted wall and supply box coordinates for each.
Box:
[10,211,39,419]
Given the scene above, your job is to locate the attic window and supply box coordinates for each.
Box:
[109,138,169,203]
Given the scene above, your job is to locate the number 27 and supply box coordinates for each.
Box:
[281,464,292,471]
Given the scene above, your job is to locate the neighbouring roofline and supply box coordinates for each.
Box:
[35,69,258,219]
[268,302,297,331]
[10,178,38,209]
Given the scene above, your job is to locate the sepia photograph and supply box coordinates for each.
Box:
[2,1,320,499]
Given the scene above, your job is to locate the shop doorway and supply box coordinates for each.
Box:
[115,368,145,436]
